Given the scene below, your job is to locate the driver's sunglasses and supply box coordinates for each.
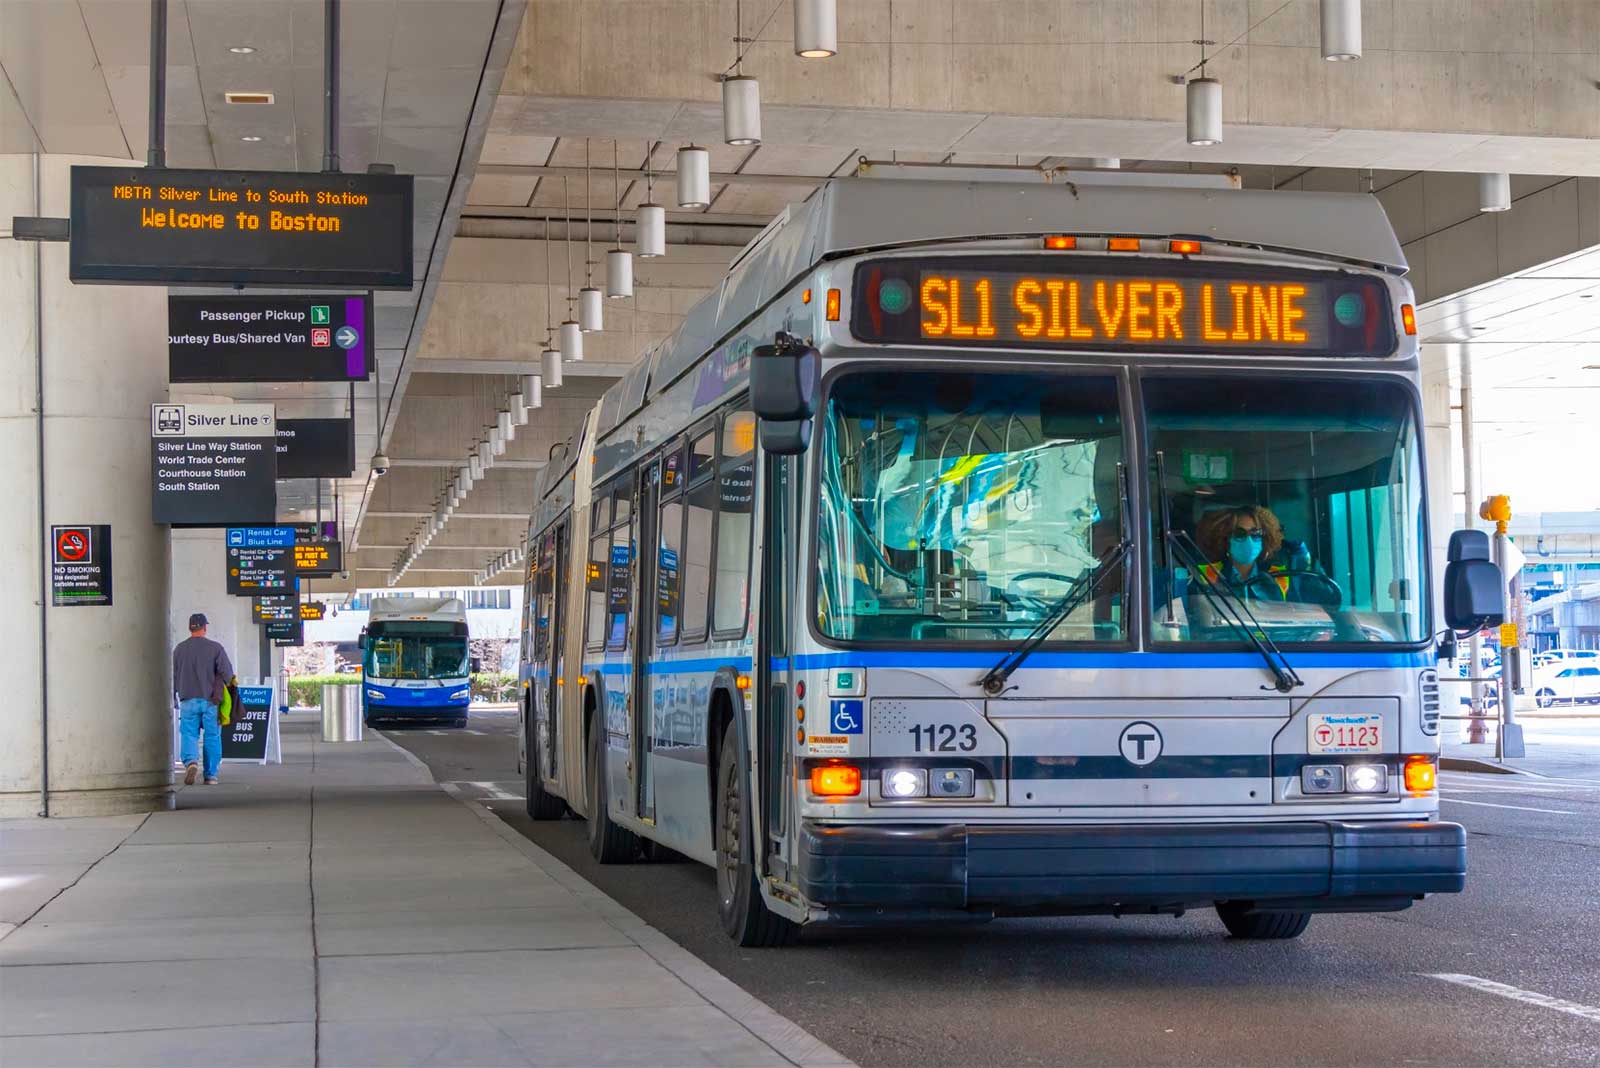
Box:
[1230,530,1264,542]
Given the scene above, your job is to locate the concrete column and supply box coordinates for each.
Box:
[1,154,173,817]
[1420,342,1456,614]
[168,529,267,683]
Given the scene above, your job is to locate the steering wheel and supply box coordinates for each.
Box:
[1002,571,1076,609]
[1246,569,1344,607]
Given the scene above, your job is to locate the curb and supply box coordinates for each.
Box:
[1441,757,1522,775]
[371,730,854,1068]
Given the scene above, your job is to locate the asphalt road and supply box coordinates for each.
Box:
[384,708,1600,1067]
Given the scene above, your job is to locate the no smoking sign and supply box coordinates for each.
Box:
[54,526,92,564]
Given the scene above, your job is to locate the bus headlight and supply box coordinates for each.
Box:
[450,688,470,701]
[366,689,385,700]
[1346,764,1388,794]
[1301,765,1345,794]
[930,768,976,798]
[881,768,927,798]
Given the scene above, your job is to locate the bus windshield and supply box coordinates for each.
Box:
[1147,375,1427,645]
[365,634,469,679]
[816,370,1126,643]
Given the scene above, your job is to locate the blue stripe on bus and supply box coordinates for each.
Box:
[787,651,1430,671]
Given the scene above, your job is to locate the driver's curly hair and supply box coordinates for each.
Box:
[1198,505,1284,562]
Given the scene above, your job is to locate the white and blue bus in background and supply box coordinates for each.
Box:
[362,596,471,728]
[517,176,1505,947]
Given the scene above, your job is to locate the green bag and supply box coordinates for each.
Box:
[218,678,236,727]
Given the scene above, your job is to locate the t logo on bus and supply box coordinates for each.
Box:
[1118,721,1164,767]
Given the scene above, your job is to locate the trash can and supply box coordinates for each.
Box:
[321,683,362,742]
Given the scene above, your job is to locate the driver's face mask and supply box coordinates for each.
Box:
[1229,530,1264,567]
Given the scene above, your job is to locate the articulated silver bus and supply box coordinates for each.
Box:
[517,177,1501,946]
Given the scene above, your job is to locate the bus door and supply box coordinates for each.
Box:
[632,460,661,821]
[546,520,568,780]
[758,450,798,874]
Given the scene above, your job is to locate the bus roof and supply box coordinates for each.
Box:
[538,178,1407,503]
[366,596,467,624]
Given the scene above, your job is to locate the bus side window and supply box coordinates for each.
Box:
[713,412,756,636]
[607,515,633,651]
[586,529,609,650]
[681,478,716,643]
[658,448,684,646]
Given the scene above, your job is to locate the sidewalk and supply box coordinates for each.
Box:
[1443,716,1600,780]
[0,720,850,1068]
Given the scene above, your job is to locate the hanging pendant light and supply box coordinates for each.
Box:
[469,452,484,481]
[794,0,837,58]
[677,145,710,208]
[540,221,562,389]
[1186,77,1221,146]
[579,286,604,332]
[636,140,667,258]
[1478,173,1511,212]
[561,175,586,356]
[606,141,634,297]
[498,410,514,446]
[722,76,761,146]
[578,141,603,331]
[523,373,543,410]
[458,463,473,492]
[543,346,564,388]
[510,389,528,426]
[1185,6,1221,147]
[1320,0,1361,61]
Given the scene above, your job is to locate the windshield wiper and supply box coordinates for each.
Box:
[1166,530,1304,693]
[980,465,1131,697]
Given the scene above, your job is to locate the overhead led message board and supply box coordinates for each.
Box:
[70,166,413,288]
[169,295,372,382]
[852,258,1395,358]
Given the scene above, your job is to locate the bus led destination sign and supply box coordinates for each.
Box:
[852,258,1394,358]
[70,167,413,288]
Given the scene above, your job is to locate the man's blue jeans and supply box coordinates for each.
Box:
[179,698,221,779]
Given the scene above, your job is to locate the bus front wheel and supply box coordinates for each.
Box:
[1216,903,1311,940]
[586,720,640,863]
[714,722,796,947]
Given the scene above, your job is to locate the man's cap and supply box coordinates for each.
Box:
[188,613,208,629]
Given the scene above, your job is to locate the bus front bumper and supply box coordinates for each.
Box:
[796,820,1466,919]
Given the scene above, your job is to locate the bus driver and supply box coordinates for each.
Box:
[1194,505,1303,602]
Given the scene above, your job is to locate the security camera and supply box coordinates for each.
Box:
[339,570,350,581]
[371,453,390,476]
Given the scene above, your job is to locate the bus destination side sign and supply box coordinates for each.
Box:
[151,403,276,526]
[71,167,413,289]
[852,257,1395,359]
[169,295,372,383]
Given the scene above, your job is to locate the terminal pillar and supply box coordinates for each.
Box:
[0,154,173,817]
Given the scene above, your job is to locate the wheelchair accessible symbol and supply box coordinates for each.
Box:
[830,699,863,735]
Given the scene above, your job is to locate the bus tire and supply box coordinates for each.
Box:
[715,721,796,948]
[1216,903,1311,940]
[586,717,640,863]
[525,714,565,821]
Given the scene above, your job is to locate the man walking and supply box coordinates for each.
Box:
[173,613,232,786]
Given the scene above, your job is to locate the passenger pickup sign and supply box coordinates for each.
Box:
[851,258,1394,358]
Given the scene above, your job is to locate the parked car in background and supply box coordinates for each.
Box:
[1533,665,1600,708]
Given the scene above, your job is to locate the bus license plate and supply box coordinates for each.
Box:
[1307,712,1381,754]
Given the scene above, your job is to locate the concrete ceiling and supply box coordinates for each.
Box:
[0,0,523,570]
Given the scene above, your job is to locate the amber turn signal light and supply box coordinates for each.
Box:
[825,288,841,321]
[1107,237,1141,252]
[1404,756,1437,793]
[1169,239,1202,255]
[1400,303,1417,335]
[1043,235,1076,250]
[810,765,861,797]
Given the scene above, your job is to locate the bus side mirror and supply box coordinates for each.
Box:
[751,335,818,423]
[759,418,812,456]
[1443,529,1504,634]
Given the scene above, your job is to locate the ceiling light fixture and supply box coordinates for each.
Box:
[677,145,711,209]
[523,373,543,410]
[1478,173,1511,212]
[542,219,563,387]
[1185,5,1221,146]
[579,141,603,331]
[794,0,837,58]
[606,141,634,298]
[1320,0,1362,61]
[228,45,256,54]
[637,140,666,258]
[560,176,584,359]
[240,135,262,142]
[722,2,761,146]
